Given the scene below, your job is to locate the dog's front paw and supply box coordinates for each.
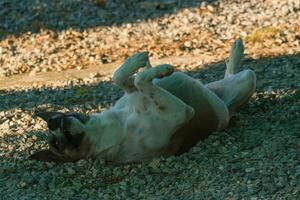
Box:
[125,52,149,68]
[154,64,174,78]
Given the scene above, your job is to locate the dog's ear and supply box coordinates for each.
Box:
[28,149,64,163]
[28,150,79,163]
[37,112,64,122]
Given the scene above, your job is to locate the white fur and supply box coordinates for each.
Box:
[84,76,195,162]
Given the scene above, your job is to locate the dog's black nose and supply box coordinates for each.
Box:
[48,134,59,149]
[48,134,67,153]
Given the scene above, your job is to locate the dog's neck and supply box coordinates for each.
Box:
[84,110,125,160]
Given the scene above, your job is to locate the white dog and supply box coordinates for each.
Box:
[30,38,256,163]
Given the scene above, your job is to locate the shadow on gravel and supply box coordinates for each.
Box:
[0,0,218,40]
[0,53,299,113]
[0,130,46,160]
[1,53,300,198]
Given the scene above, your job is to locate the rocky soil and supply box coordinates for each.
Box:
[0,0,300,199]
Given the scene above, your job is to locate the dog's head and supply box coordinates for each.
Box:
[29,112,91,162]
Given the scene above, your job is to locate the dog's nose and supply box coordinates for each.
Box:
[48,134,66,153]
[48,134,59,149]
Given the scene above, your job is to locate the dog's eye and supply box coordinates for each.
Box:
[48,117,62,131]
[63,130,72,141]
[48,134,59,149]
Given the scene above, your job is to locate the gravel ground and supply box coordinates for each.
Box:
[0,0,299,77]
[1,0,300,199]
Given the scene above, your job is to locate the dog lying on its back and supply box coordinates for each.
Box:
[30,38,256,163]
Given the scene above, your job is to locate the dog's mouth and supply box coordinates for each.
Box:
[28,132,70,162]
[29,149,83,163]
[29,132,83,163]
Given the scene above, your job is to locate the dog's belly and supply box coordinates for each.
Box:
[113,93,186,162]
[116,114,174,162]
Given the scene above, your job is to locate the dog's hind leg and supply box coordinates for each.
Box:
[206,70,256,114]
[224,38,244,78]
[206,38,256,113]
[113,52,151,93]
